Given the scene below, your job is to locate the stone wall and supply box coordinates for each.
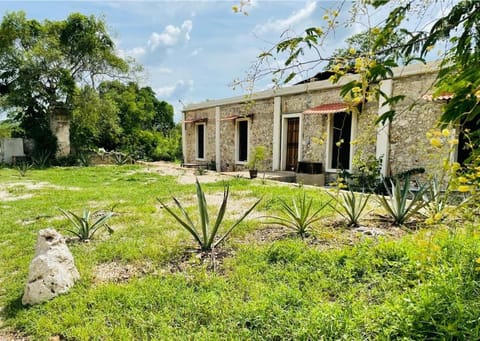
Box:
[183,64,448,183]
[389,72,444,177]
[183,108,216,165]
[218,98,274,171]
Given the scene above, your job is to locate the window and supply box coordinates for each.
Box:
[330,112,352,170]
[196,123,205,160]
[236,119,249,163]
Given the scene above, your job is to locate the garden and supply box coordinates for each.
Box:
[1,156,479,340]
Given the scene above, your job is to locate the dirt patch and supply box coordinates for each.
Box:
[140,161,237,184]
[0,181,80,202]
[163,248,235,274]
[93,261,155,283]
[0,330,30,341]
[241,226,290,244]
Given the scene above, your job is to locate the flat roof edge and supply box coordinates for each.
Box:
[183,62,440,112]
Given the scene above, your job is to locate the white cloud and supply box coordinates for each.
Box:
[155,79,194,99]
[148,20,193,51]
[256,1,317,34]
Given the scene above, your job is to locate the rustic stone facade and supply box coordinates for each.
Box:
[183,63,449,183]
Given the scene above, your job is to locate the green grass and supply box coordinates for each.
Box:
[1,165,479,340]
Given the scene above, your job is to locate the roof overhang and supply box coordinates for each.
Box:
[183,118,208,124]
[303,103,348,115]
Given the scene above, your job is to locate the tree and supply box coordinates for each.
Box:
[72,80,177,161]
[0,11,129,156]
[241,1,475,119]
[324,29,406,72]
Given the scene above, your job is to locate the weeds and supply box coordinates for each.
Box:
[158,178,261,251]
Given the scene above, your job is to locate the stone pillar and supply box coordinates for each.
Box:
[377,79,392,177]
[215,106,221,172]
[50,108,70,157]
[182,111,187,164]
[272,96,281,171]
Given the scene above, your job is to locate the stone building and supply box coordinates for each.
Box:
[182,63,471,184]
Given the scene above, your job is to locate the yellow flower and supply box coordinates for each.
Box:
[425,217,435,225]
[323,14,329,20]
[451,162,461,171]
[458,176,468,183]
[430,137,443,148]
[441,129,450,137]
[426,131,433,138]
[448,138,459,145]
[349,47,356,55]
[458,185,471,193]
[434,212,443,221]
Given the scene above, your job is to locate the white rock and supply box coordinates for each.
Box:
[22,228,80,305]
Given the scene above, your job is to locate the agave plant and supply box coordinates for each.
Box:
[265,192,329,238]
[376,175,428,225]
[59,207,115,241]
[328,190,370,227]
[158,179,261,251]
[111,151,131,165]
[16,161,32,177]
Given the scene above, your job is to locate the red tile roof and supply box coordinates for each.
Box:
[303,103,348,114]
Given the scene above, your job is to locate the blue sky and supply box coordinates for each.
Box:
[1,1,453,121]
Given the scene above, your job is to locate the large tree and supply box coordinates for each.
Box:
[0,11,129,155]
[71,80,177,160]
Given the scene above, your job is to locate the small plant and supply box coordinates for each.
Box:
[77,151,92,167]
[16,161,32,177]
[376,175,428,225]
[59,207,115,241]
[158,179,261,251]
[328,189,370,227]
[195,166,207,176]
[111,151,131,165]
[247,146,266,179]
[247,146,266,170]
[265,192,329,238]
[31,150,51,169]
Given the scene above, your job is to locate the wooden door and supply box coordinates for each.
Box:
[286,118,299,171]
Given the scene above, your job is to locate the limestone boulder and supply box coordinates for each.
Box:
[22,228,80,305]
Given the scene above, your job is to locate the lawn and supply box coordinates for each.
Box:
[1,164,479,340]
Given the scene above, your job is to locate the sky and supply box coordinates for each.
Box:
[0,0,454,121]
